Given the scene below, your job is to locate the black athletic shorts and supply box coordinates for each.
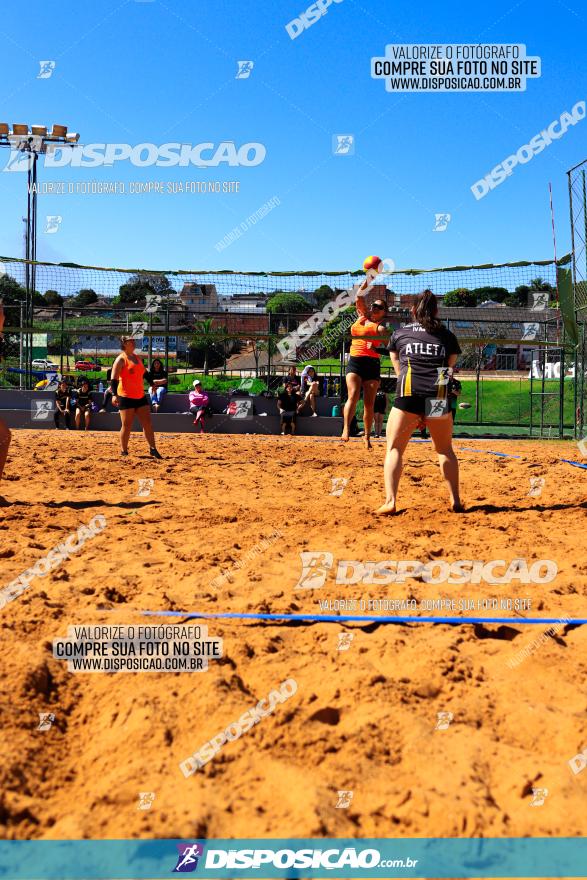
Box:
[117,395,150,411]
[346,356,381,382]
[394,395,454,417]
[393,395,428,416]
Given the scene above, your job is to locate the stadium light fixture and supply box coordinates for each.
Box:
[0,120,80,386]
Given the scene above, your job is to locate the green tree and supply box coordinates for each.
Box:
[266,292,309,315]
[318,305,356,356]
[530,277,554,291]
[313,285,335,309]
[44,289,64,306]
[0,275,27,305]
[530,277,556,306]
[71,288,98,307]
[506,285,529,307]
[116,273,172,306]
[257,334,280,376]
[128,273,172,295]
[117,281,154,305]
[471,286,509,305]
[267,292,309,336]
[190,319,225,375]
[442,288,477,308]
[507,278,555,308]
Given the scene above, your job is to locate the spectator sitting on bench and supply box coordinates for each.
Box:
[146,358,168,412]
[298,365,320,417]
[54,379,72,430]
[74,378,93,431]
[278,380,302,436]
[189,379,209,433]
[286,365,301,390]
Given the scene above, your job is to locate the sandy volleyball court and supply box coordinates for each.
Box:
[0,431,586,844]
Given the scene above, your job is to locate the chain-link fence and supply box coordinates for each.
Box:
[567,160,587,437]
[0,253,579,436]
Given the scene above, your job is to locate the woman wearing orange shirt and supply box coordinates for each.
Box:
[110,336,163,459]
[342,278,389,448]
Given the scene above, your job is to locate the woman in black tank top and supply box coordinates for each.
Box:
[377,290,463,515]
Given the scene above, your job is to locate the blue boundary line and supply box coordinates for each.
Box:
[459,447,587,468]
[142,611,584,625]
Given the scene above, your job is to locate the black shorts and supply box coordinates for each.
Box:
[393,395,428,416]
[118,395,150,411]
[346,356,381,382]
[374,400,387,414]
[394,395,452,417]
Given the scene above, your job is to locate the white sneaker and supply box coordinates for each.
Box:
[311,413,318,417]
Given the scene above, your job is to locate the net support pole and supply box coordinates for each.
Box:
[568,170,576,291]
[164,304,170,373]
[582,171,587,281]
[339,337,345,407]
[148,312,153,366]
[559,339,565,439]
[60,305,65,374]
[529,349,534,437]
[18,302,24,390]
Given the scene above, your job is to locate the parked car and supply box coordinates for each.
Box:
[32,359,58,372]
[74,360,100,371]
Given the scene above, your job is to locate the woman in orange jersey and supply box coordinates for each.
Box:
[342,278,389,448]
[110,336,163,459]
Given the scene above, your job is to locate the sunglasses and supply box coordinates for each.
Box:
[371,303,385,310]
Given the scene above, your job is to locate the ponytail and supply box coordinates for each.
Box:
[413,289,442,334]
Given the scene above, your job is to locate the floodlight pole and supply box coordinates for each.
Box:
[0,127,78,386]
[24,149,39,387]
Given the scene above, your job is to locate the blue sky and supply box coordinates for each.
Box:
[0,0,585,275]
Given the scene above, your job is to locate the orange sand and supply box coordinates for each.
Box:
[0,431,586,844]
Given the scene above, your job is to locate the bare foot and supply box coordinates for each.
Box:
[341,429,350,442]
[451,502,465,513]
[363,434,372,450]
[376,501,397,515]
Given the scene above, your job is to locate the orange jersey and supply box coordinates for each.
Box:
[349,315,382,359]
[117,353,146,398]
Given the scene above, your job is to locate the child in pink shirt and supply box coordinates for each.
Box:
[189,380,209,432]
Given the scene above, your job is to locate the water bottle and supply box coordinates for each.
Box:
[98,381,104,393]
[323,377,328,396]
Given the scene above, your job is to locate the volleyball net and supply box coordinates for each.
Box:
[0,251,571,339]
[0,251,584,437]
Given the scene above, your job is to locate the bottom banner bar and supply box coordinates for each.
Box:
[0,838,586,879]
